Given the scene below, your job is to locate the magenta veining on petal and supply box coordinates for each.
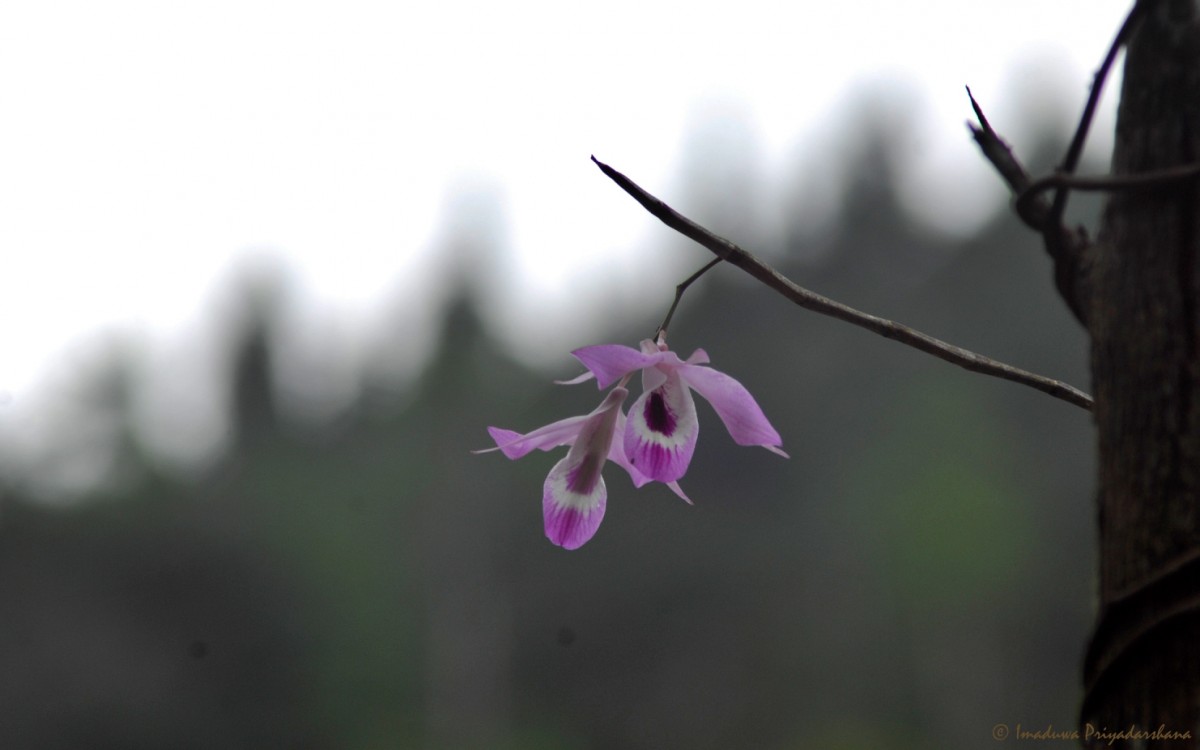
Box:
[631,443,675,476]
[545,504,600,550]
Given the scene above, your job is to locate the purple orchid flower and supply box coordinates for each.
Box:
[564,336,787,482]
[477,386,690,550]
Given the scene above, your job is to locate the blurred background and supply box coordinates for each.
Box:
[1,2,1123,748]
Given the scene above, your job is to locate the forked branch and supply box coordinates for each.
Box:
[967,1,1159,327]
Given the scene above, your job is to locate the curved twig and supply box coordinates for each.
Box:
[1016,163,1200,219]
[592,156,1093,411]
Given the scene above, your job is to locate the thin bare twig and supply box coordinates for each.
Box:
[966,89,1090,324]
[592,155,1094,411]
[1016,162,1200,218]
[1048,0,1156,230]
[966,2,1156,328]
[657,257,722,338]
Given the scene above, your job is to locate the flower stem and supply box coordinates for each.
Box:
[656,257,722,338]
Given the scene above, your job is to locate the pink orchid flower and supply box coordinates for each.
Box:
[564,336,787,482]
[477,387,690,550]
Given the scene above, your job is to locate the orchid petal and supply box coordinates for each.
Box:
[571,345,660,389]
[641,348,686,394]
[540,387,628,549]
[641,365,668,392]
[678,364,787,455]
[638,345,686,391]
[623,373,699,482]
[476,417,589,459]
[485,427,521,445]
[477,387,629,460]
[685,348,710,365]
[543,455,606,549]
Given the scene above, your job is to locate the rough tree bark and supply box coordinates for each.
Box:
[1079,2,1200,746]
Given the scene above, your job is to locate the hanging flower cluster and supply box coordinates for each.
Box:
[477,335,786,549]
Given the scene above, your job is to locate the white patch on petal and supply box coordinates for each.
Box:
[549,451,609,508]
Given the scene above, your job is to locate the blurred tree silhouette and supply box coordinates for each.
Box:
[0,110,1096,749]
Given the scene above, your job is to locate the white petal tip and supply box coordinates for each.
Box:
[554,371,596,386]
[666,481,693,505]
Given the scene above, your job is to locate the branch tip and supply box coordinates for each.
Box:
[965,86,989,131]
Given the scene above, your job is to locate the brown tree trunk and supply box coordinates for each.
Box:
[1081,3,1200,746]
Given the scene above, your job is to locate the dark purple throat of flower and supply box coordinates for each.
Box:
[644,390,676,436]
[566,451,605,495]
[563,394,623,496]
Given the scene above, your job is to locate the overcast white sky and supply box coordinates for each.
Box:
[0,1,1133,476]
